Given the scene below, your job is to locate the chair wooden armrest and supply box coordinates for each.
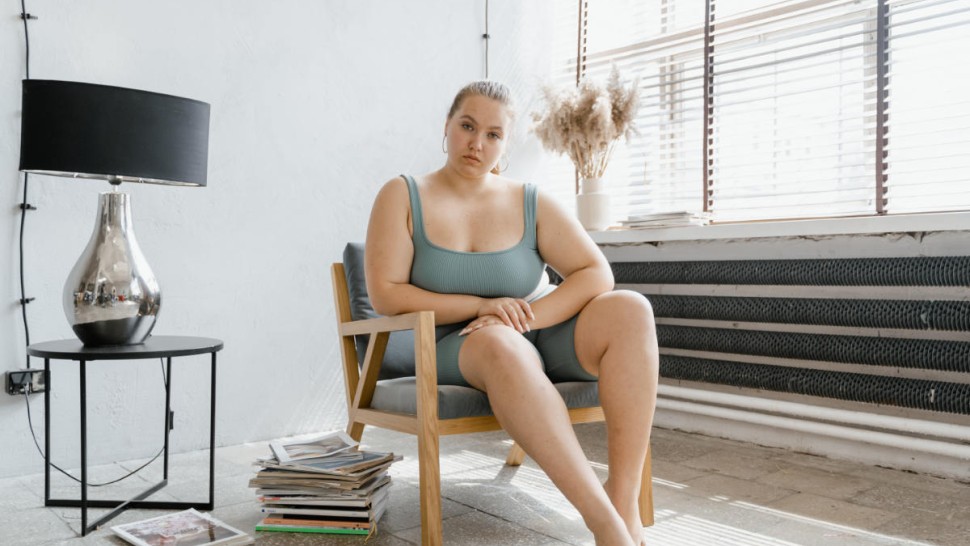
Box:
[332,263,443,544]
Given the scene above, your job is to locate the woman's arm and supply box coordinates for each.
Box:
[364,177,492,325]
[527,189,614,330]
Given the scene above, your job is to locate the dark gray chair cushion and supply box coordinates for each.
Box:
[372,378,600,418]
[342,242,601,416]
[344,243,418,380]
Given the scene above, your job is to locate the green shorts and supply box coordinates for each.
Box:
[433,314,598,388]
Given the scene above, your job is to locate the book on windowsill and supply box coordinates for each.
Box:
[251,433,401,537]
[111,508,253,546]
[619,211,711,229]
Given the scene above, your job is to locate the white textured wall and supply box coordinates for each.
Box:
[0,0,561,479]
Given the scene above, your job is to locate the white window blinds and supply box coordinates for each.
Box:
[542,0,970,224]
[584,0,707,222]
[884,0,970,213]
[708,0,879,222]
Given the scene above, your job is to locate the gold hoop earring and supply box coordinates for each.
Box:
[442,135,447,153]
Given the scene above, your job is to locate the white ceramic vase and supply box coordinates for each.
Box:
[576,177,611,231]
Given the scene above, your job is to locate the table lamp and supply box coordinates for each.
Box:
[19,79,210,346]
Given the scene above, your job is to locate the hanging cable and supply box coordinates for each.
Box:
[21,0,31,80]
[483,0,490,79]
[22,359,168,487]
[19,0,37,368]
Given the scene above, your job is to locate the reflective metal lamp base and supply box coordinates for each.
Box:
[64,191,160,346]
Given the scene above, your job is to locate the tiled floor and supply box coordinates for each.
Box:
[2,424,968,545]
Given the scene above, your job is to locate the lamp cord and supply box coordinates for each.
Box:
[483,0,490,80]
[19,0,34,368]
[23,359,167,487]
[21,0,30,79]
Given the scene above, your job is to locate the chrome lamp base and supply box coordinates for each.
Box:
[63,191,160,346]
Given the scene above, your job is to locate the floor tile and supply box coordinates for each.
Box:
[394,510,566,546]
[647,428,722,463]
[758,464,878,499]
[848,463,970,499]
[381,481,475,531]
[649,459,710,487]
[3,507,76,545]
[0,476,43,512]
[682,448,788,481]
[766,492,900,529]
[682,473,797,505]
[871,512,970,546]
[850,483,970,528]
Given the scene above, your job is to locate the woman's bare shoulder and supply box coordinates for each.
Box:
[373,175,410,206]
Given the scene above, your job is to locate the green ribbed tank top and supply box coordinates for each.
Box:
[404,174,547,299]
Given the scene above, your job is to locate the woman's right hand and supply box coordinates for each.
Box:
[477,297,535,333]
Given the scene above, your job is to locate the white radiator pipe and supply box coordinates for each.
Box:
[658,384,970,443]
[657,397,970,461]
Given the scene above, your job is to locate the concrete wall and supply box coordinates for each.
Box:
[0,0,563,479]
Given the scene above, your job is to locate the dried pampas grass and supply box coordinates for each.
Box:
[532,65,640,180]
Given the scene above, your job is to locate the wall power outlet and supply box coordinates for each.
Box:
[5,369,46,395]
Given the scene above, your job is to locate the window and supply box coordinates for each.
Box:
[542,0,970,224]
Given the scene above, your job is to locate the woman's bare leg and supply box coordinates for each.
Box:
[574,290,659,545]
[459,327,635,546]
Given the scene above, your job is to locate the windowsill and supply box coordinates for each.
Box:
[588,211,970,245]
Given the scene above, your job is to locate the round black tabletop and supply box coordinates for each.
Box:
[26,335,223,360]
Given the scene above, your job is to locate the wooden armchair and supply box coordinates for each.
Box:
[331,243,653,545]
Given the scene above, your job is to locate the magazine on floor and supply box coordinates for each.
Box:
[111,509,253,546]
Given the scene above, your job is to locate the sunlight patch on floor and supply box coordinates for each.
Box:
[646,509,801,546]
[732,501,935,545]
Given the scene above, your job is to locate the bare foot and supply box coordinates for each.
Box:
[585,507,638,546]
[604,479,645,546]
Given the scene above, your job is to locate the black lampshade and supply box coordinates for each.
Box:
[19,79,210,186]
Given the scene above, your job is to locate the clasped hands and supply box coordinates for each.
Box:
[459,297,535,336]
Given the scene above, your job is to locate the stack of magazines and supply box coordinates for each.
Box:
[619,211,711,229]
[250,431,399,536]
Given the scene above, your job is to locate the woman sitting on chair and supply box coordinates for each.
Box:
[364,80,659,546]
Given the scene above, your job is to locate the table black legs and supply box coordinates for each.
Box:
[209,352,217,507]
[43,352,218,536]
[164,356,172,480]
[43,357,50,508]
[80,359,88,532]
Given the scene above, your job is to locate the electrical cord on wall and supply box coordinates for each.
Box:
[15,1,166,487]
[19,0,36,368]
[483,0,490,80]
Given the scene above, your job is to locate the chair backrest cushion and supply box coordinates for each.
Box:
[342,243,421,379]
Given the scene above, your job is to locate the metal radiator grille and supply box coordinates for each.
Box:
[614,256,970,286]
[661,355,970,415]
[648,295,970,332]
[658,325,970,373]
[612,257,970,415]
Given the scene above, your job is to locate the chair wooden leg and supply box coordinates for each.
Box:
[639,446,654,527]
[418,430,442,545]
[415,311,443,545]
[505,441,527,466]
[346,421,365,443]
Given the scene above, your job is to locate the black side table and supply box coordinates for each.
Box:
[27,335,224,536]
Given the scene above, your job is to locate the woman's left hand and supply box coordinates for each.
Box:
[459,315,514,336]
